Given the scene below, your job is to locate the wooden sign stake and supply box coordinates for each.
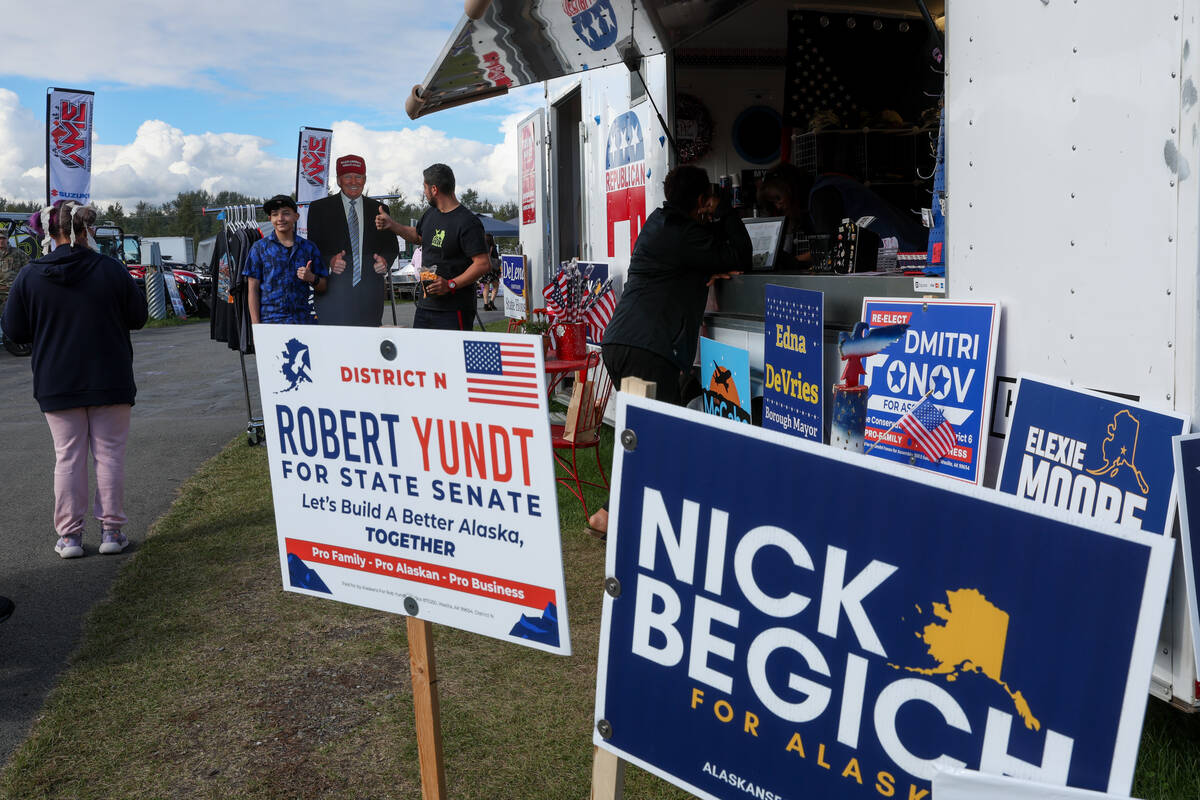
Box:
[407,616,448,800]
[591,377,654,800]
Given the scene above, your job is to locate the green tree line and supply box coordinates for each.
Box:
[0,187,517,246]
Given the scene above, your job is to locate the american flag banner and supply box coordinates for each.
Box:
[898,396,957,463]
[463,340,541,409]
[584,288,618,343]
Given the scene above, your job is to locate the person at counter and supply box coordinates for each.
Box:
[587,165,751,538]
[760,163,928,263]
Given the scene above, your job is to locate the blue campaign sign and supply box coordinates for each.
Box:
[700,337,752,424]
[861,299,1000,484]
[500,254,526,319]
[595,396,1172,800]
[998,376,1188,536]
[1172,433,1200,670]
[763,284,823,442]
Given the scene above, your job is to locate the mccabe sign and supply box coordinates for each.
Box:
[253,325,571,655]
[595,397,1171,800]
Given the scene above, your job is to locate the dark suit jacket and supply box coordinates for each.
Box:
[307,193,400,326]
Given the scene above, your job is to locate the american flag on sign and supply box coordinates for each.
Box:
[898,396,957,463]
[463,340,541,409]
[584,288,617,342]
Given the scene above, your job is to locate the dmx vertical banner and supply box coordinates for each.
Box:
[295,127,333,240]
[46,88,95,205]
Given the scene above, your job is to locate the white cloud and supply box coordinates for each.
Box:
[91,121,293,205]
[0,2,463,111]
[0,86,542,208]
[329,85,542,205]
[0,89,46,201]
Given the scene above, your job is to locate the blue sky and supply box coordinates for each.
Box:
[0,2,542,206]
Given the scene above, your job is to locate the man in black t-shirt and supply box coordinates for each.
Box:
[375,163,489,330]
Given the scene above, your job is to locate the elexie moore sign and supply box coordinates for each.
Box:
[594,396,1171,800]
[998,376,1188,536]
[253,325,571,654]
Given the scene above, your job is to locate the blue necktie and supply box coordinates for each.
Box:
[348,199,361,287]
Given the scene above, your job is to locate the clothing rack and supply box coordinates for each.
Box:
[200,204,261,218]
[206,207,265,445]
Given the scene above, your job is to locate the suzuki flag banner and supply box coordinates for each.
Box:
[295,127,332,239]
[253,325,571,655]
[998,376,1188,536]
[861,298,999,483]
[46,88,94,205]
[594,396,1171,800]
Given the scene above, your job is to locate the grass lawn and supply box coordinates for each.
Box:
[3,404,1200,797]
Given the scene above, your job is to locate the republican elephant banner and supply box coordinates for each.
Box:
[606,110,647,259]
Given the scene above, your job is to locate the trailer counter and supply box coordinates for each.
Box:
[705,271,924,433]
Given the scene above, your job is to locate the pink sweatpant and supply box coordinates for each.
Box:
[43,404,131,537]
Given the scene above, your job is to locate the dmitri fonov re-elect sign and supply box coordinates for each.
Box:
[253,324,571,654]
[595,396,1171,800]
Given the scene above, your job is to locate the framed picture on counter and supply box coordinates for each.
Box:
[743,215,785,270]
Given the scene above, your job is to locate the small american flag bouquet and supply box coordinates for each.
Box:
[542,259,618,343]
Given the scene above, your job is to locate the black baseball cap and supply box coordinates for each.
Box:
[263,194,298,214]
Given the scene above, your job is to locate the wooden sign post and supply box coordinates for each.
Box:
[407,617,448,800]
[591,377,654,800]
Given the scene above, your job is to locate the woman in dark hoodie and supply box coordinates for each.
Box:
[1,201,148,558]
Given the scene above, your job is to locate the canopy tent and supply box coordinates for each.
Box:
[406,0,749,119]
[408,0,944,120]
[476,213,519,237]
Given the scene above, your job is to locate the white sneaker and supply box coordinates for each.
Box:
[98,529,128,555]
[54,534,84,559]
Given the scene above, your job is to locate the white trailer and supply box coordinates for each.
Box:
[141,235,195,265]
[413,0,1200,708]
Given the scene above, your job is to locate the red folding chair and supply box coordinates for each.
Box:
[551,350,614,518]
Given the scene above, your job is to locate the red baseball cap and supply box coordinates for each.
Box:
[337,155,366,176]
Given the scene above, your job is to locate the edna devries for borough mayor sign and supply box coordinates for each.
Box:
[594,396,1171,800]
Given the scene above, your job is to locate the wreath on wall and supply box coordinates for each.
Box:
[674,93,714,164]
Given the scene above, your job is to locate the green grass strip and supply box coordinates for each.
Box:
[3,420,1200,798]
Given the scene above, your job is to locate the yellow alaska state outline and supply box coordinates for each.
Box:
[889,588,1040,731]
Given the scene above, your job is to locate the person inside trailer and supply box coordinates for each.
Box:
[760,163,928,263]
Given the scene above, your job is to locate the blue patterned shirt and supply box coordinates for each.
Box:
[243,231,327,324]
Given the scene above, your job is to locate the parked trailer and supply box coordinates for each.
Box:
[141,236,195,266]
[414,0,1200,708]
